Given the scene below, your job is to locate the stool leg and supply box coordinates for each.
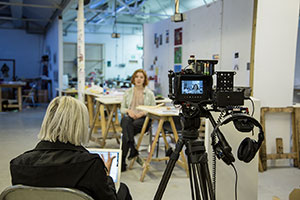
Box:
[140,118,164,182]
[129,116,150,169]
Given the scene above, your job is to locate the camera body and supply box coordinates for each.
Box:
[168,57,244,108]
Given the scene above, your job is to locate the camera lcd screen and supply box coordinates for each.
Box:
[181,80,204,94]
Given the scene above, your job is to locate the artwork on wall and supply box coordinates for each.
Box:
[159,34,163,45]
[174,65,182,72]
[107,61,111,67]
[0,59,16,81]
[174,27,182,45]
[174,47,182,64]
[166,30,169,44]
[156,36,159,48]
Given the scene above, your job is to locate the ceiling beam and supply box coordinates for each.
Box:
[0,16,52,22]
[0,1,61,9]
[10,0,23,28]
[45,0,71,31]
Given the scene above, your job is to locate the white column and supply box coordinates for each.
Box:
[77,0,85,102]
[58,16,63,97]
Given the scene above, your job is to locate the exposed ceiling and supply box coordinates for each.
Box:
[0,0,215,34]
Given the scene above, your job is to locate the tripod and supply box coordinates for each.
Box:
[154,112,219,200]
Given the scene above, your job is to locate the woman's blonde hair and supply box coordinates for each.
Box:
[130,69,149,87]
[38,96,89,146]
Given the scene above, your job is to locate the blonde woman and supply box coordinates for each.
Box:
[10,96,132,200]
[120,69,156,171]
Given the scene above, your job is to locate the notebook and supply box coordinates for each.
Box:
[87,148,122,189]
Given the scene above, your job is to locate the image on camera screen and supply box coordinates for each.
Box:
[181,80,203,94]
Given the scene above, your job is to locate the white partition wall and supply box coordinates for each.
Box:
[205,98,261,200]
[253,0,300,166]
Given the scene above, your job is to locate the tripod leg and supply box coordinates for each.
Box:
[196,164,208,200]
[192,163,202,200]
[202,161,215,200]
[154,140,184,200]
[187,160,196,200]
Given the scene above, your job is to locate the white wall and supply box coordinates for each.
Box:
[144,0,254,97]
[206,98,261,200]
[63,26,143,80]
[253,0,300,167]
[295,18,300,88]
[0,29,43,79]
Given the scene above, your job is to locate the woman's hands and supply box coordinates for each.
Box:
[101,152,116,176]
[127,110,137,119]
[127,110,145,119]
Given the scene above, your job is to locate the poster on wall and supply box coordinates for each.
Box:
[174,28,182,45]
[159,34,163,45]
[174,65,182,72]
[166,30,169,44]
[174,47,182,64]
[156,36,159,48]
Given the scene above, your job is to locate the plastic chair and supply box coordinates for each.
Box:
[0,185,94,200]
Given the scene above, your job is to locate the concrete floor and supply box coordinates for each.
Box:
[0,107,300,200]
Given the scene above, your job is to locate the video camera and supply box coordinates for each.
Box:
[168,55,245,108]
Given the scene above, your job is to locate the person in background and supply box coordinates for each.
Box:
[120,69,156,171]
[191,84,199,94]
[10,96,132,200]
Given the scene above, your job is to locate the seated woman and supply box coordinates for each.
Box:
[10,96,132,200]
[120,69,156,171]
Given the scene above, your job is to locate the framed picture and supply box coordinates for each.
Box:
[166,30,169,44]
[0,59,16,81]
[174,47,182,64]
[174,27,182,45]
[159,34,163,45]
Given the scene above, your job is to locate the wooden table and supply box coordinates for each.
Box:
[88,95,123,147]
[129,105,188,182]
[87,91,172,147]
[0,82,26,112]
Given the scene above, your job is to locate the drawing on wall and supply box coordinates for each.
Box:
[174,27,182,45]
[0,61,15,81]
[233,52,239,71]
[212,54,219,60]
[174,47,182,64]
[166,30,169,44]
[159,34,162,45]
[156,36,159,48]
[174,65,182,72]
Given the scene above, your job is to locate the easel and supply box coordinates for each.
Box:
[259,106,300,172]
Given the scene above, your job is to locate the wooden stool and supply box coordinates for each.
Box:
[259,107,300,171]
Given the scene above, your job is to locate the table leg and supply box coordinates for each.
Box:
[169,116,189,176]
[161,128,170,151]
[129,115,150,169]
[100,104,106,136]
[140,118,164,182]
[0,87,2,112]
[18,86,22,111]
[101,105,117,147]
[88,101,100,141]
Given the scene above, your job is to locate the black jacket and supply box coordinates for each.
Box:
[10,141,117,200]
